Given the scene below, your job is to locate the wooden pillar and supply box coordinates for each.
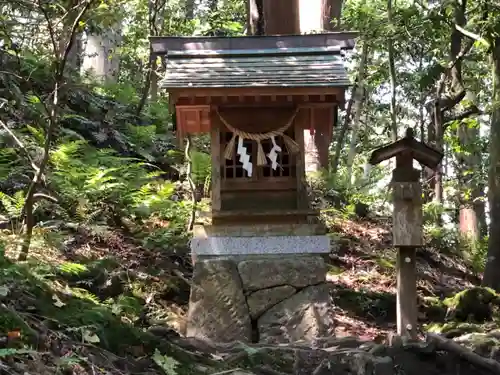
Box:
[392,152,422,341]
[396,247,418,339]
[210,110,221,212]
[295,109,308,210]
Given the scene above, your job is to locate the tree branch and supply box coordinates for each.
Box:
[37,0,59,58]
[0,118,41,175]
[454,24,490,47]
[443,105,481,128]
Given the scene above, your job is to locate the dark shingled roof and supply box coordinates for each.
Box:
[152,33,356,90]
[160,47,349,89]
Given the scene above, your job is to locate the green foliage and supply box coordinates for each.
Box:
[0,191,25,220]
[458,234,489,275]
[423,201,446,225]
[58,262,89,276]
[153,349,181,375]
[191,151,211,186]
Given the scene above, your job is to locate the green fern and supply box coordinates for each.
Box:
[0,348,36,358]
[0,191,25,220]
[58,262,89,276]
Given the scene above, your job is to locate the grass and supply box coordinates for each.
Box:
[0,229,203,375]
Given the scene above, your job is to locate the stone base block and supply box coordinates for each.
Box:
[186,255,334,344]
[258,283,334,344]
[186,259,252,342]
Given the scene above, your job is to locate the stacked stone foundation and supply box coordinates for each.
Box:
[186,224,334,344]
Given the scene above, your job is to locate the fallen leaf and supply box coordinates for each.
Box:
[0,285,10,297]
[82,330,100,344]
[52,294,65,307]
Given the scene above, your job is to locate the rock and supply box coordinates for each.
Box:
[258,284,334,344]
[344,352,394,375]
[444,287,498,323]
[186,260,252,343]
[247,285,296,319]
[147,326,180,339]
[372,356,394,375]
[238,256,326,291]
[315,336,365,349]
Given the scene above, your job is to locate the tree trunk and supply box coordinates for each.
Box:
[483,37,500,290]
[387,0,398,141]
[137,0,169,115]
[246,0,264,35]
[345,41,369,185]
[331,81,356,174]
[321,0,344,30]
[62,33,82,73]
[81,25,122,82]
[263,0,299,35]
[332,40,368,175]
[448,0,485,240]
[297,0,344,172]
[457,100,485,240]
[185,0,195,20]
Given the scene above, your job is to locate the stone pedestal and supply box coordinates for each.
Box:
[186,224,334,344]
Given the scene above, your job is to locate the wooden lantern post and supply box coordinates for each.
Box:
[369,128,443,340]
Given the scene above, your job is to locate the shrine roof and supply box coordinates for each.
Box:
[152,33,356,89]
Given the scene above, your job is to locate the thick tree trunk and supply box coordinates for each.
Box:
[483,38,500,290]
[263,0,299,35]
[457,105,485,240]
[81,25,122,82]
[298,0,344,172]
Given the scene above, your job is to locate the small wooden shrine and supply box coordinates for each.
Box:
[151,33,356,225]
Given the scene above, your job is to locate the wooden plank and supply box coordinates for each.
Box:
[150,32,358,55]
[175,94,339,106]
[392,182,423,247]
[396,246,418,340]
[210,111,221,211]
[221,177,296,191]
[221,190,297,211]
[295,108,309,210]
[169,87,344,98]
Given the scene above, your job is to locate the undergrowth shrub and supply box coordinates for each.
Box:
[49,140,190,230]
[307,164,389,216]
[423,201,488,274]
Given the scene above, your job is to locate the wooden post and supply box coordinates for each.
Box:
[392,151,421,340]
[396,246,418,339]
[210,110,221,212]
[294,109,308,210]
[369,127,443,341]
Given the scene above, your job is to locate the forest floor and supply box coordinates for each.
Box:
[0,211,498,374]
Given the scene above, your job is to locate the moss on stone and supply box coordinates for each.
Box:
[443,287,500,323]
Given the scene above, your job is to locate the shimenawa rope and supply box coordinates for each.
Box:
[215,108,300,166]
